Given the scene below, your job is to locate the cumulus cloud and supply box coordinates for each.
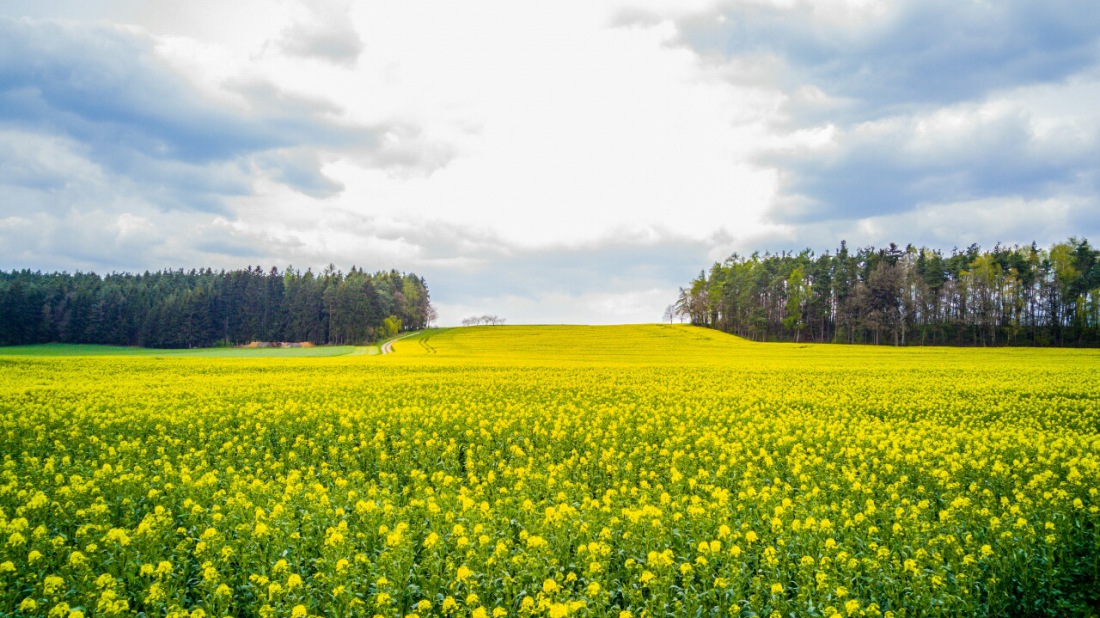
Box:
[256,149,345,199]
[436,288,677,326]
[0,205,266,274]
[0,15,459,275]
[4,1,1098,326]
[422,236,712,325]
[360,123,459,177]
[273,0,364,67]
[744,193,1100,258]
[0,129,104,205]
[675,0,1100,116]
[764,93,1100,222]
[0,17,378,208]
[659,0,1100,235]
[214,201,714,325]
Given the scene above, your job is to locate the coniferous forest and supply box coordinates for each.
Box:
[679,238,1100,346]
[0,266,434,348]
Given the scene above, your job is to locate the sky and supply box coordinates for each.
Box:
[1,0,1098,325]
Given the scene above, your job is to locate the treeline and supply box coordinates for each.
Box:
[0,266,434,348]
[679,238,1100,346]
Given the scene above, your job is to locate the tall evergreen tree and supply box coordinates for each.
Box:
[0,266,433,347]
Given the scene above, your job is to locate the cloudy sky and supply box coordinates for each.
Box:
[2,1,1098,324]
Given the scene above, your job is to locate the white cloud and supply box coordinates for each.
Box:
[272,0,363,67]
[437,287,678,326]
[1,0,1098,325]
[759,80,1100,224]
[313,3,777,247]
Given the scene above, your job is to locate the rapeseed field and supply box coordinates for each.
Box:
[1,325,1098,617]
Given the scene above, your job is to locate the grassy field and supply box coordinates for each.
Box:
[1,325,1098,617]
[0,343,366,358]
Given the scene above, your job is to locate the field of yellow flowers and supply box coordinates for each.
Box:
[1,325,1099,618]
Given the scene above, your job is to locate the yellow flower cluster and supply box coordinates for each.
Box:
[1,324,1098,616]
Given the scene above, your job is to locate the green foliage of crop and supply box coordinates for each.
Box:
[0,344,360,358]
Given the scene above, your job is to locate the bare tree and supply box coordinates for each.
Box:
[461,314,506,326]
[663,304,676,324]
